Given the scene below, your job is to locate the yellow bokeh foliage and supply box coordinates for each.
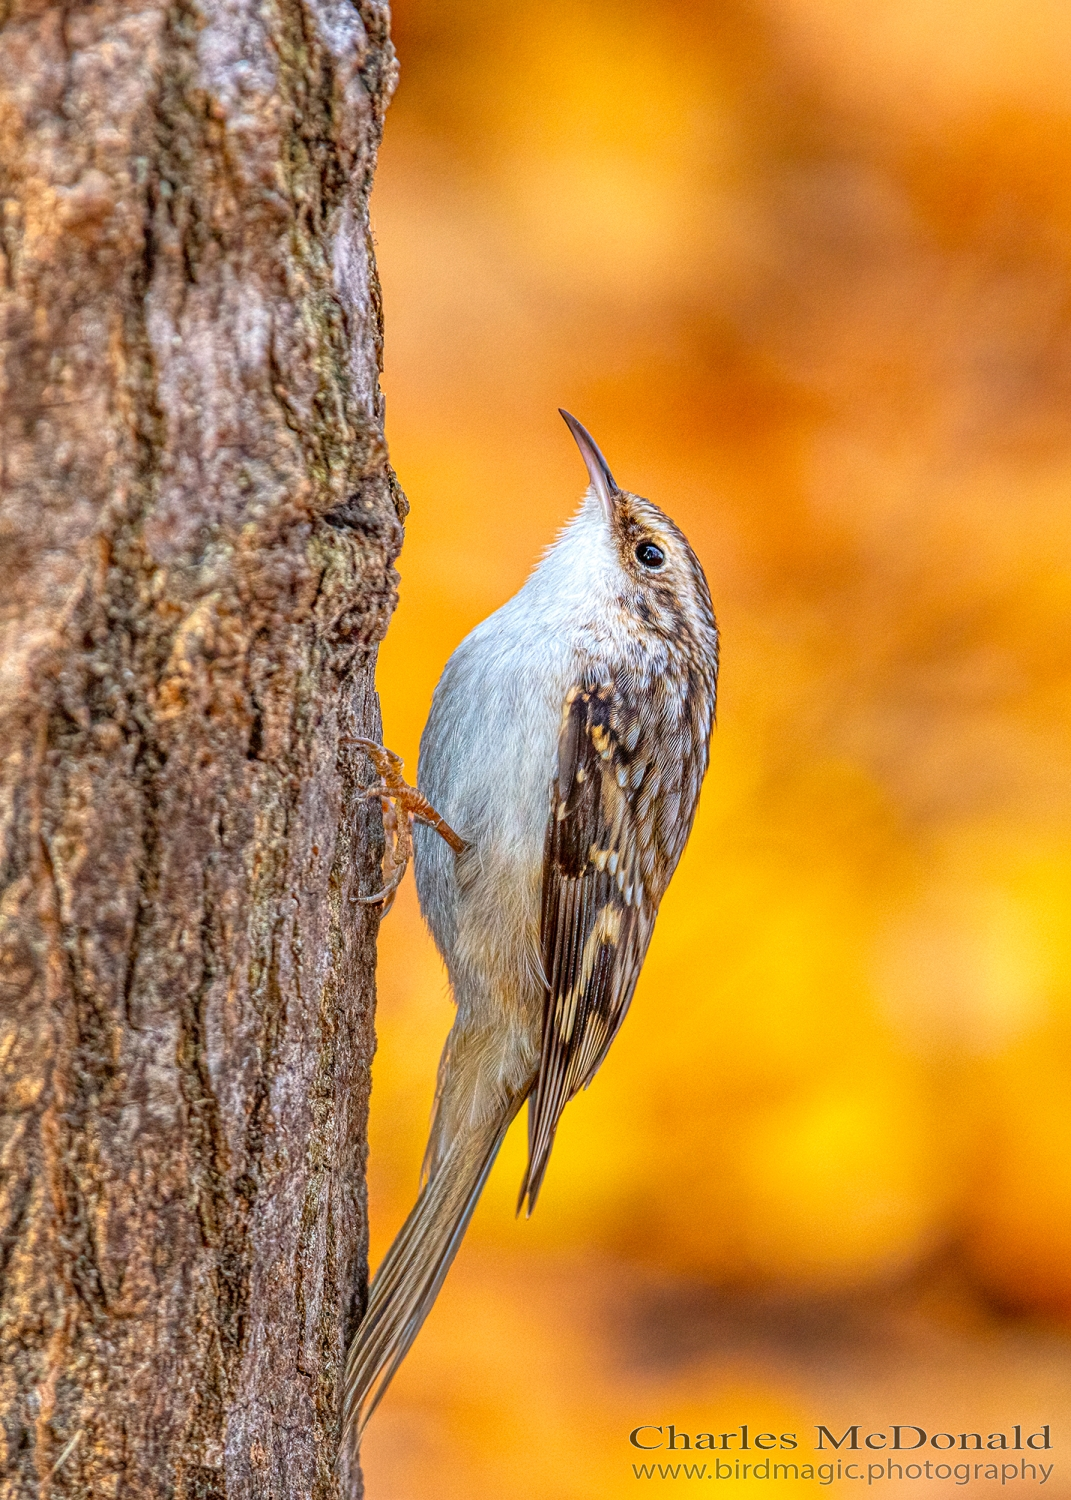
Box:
[363,0,1071,1491]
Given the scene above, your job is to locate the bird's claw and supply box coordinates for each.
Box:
[342,735,466,913]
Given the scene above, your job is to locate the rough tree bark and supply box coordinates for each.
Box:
[0,2,400,1495]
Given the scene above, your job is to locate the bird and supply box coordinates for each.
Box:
[341,409,719,1456]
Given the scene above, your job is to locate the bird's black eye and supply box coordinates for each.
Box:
[635,540,665,570]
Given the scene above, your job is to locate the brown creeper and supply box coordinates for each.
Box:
[342,411,719,1453]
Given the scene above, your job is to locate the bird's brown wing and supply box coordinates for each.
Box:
[520,678,668,1214]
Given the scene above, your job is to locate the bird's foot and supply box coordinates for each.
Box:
[343,736,466,913]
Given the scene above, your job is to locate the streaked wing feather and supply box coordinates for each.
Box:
[520,680,661,1213]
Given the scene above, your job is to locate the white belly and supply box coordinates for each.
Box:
[414,594,579,1020]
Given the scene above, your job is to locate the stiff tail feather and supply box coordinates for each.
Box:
[341,1098,522,1450]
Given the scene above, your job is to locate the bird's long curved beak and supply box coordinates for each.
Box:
[559,408,620,514]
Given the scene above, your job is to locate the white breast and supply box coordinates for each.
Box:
[413,493,622,1012]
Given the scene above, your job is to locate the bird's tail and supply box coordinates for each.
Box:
[341,1095,522,1450]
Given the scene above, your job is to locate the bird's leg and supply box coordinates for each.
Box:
[344,736,466,913]
[351,739,466,854]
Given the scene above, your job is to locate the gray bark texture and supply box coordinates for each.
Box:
[0,1,400,1495]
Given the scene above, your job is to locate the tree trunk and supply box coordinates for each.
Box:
[0,2,398,1495]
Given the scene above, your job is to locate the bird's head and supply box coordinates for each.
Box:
[558,409,717,656]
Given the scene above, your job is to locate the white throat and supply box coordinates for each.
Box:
[513,491,620,634]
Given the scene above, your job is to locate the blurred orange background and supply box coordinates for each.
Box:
[362,1,1071,1494]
